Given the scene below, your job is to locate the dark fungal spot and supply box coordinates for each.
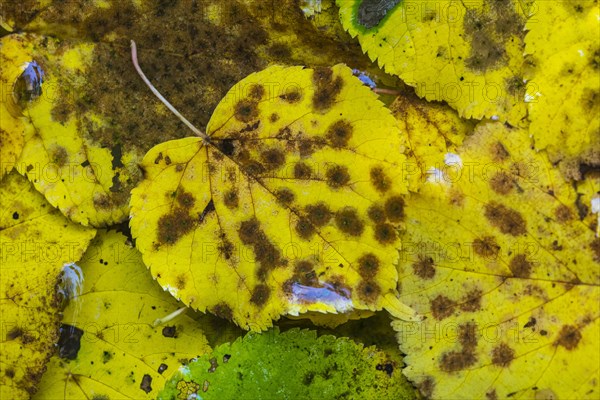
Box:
[374,223,396,244]
[269,113,279,122]
[524,317,536,329]
[238,218,283,273]
[175,274,186,289]
[554,204,573,223]
[491,343,515,367]
[326,119,353,148]
[234,99,259,123]
[157,208,195,245]
[223,189,239,209]
[140,374,152,394]
[295,217,316,240]
[212,302,233,321]
[57,324,84,360]
[472,236,500,259]
[491,141,510,161]
[326,165,351,188]
[555,325,582,350]
[418,376,435,398]
[439,349,477,372]
[294,162,312,179]
[509,254,532,278]
[505,75,525,95]
[298,141,315,157]
[238,219,261,245]
[51,146,69,168]
[486,390,498,400]
[219,238,234,260]
[489,171,514,195]
[484,202,527,236]
[413,256,436,279]
[250,284,271,306]
[384,196,405,222]
[279,88,302,103]
[431,295,455,320]
[460,289,483,312]
[164,156,172,165]
[458,322,478,349]
[248,84,265,100]
[158,363,168,374]
[370,166,391,193]
[217,139,236,156]
[242,160,265,175]
[162,326,176,338]
[260,148,286,170]
[306,203,333,226]
[177,190,195,209]
[312,67,343,111]
[357,0,402,29]
[358,253,380,279]
[275,188,295,205]
[293,260,318,286]
[335,207,364,236]
[358,280,381,303]
[367,204,386,223]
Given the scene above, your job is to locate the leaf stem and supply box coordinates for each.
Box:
[153,306,188,326]
[130,40,210,142]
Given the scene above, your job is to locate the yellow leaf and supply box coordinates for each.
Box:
[0,33,140,227]
[34,230,212,400]
[525,1,600,180]
[131,64,418,331]
[391,122,599,399]
[0,172,95,399]
[337,0,532,124]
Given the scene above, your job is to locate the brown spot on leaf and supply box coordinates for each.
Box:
[279,88,302,103]
[335,207,364,236]
[554,205,573,223]
[294,162,312,179]
[374,223,396,244]
[238,218,283,274]
[140,374,152,394]
[223,189,239,209]
[460,289,483,312]
[326,165,351,188]
[418,376,435,398]
[384,196,405,222]
[491,141,510,162]
[212,302,233,321]
[431,295,455,320]
[357,253,380,279]
[413,256,436,279]
[489,171,514,195]
[260,148,285,170]
[269,113,279,122]
[367,204,386,223]
[484,201,527,236]
[250,284,271,307]
[440,349,477,372]
[175,274,186,289]
[370,166,391,193]
[555,325,582,350]
[306,203,333,227]
[459,322,478,349]
[177,190,195,209]
[491,343,515,367]
[293,260,318,286]
[295,217,316,240]
[157,208,195,245]
[486,390,498,400]
[326,119,353,148]
[509,254,532,278]
[162,326,176,338]
[275,188,295,205]
[473,236,500,259]
[248,84,265,100]
[357,280,381,303]
[51,146,69,167]
[234,99,259,123]
[312,67,343,111]
[238,219,261,245]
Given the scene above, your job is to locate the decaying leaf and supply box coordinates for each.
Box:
[131,63,418,330]
[525,0,600,181]
[337,0,533,124]
[391,122,600,399]
[0,172,96,399]
[159,328,416,399]
[34,230,211,399]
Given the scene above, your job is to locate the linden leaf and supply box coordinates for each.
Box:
[525,0,600,181]
[391,122,600,399]
[159,328,416,399]
[389,92,476,191]
[337,0,532,124]
[131,63,418,330]
[0,171,96,399]
[0,33,144,227]
[34,230,212,400]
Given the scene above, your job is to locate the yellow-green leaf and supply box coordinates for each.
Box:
[0,172,95,399]
[391,122,599,399]
[525,0,600,180]
[34,230,211,400]
[131,64,417,331]
[337,0,532,124]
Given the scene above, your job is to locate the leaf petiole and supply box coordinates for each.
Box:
[153,306,188,326]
